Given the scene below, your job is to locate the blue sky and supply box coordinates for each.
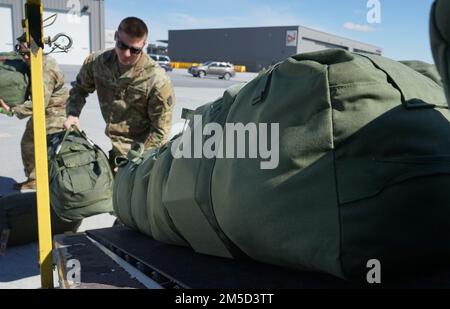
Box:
[105,0,436,62]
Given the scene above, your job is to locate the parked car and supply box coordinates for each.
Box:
[188,61,236,80]
[149,54,173,72]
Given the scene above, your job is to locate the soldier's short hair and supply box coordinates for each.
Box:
[118,17,148,39]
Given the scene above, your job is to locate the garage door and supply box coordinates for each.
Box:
[43,11,91,66]
[0,6,14,52]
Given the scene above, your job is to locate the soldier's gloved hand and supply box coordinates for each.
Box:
[63,115,81,130]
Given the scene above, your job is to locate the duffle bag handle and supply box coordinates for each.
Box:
[115,143,147,168]
[56,125,96,156]
[251,62,281,106]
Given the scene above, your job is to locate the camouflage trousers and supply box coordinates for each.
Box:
[21,118,64,180]
[21,119,36,180]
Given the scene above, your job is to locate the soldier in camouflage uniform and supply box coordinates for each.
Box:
[64,17,175,169]
[0,36,68,191]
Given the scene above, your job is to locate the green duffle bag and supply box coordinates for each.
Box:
[113,49,450,281]
[112,146,141,230]
[163,84,245,258]
[130,146,158,237]
[211,50,450,281]
[400,60,442,86]
[47,128,114,222]
[0,52,29,107]
[147,139,189,247]
[113,144,157,235]
[113,140,188,246]
[430,0,450,102]
[0,193,81,247]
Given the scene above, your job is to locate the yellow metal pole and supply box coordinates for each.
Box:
[25,0,54,289]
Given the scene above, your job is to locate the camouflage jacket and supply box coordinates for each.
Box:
[12,55,69,133]
[66,49,175,155]
[430,0,450,103]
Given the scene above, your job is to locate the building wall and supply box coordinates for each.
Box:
[0,0,104,53]
[0,0,22,45]
[169,26,299,72]
[42,0,104,52]
[298,26,382,55]
[169,26,382,72]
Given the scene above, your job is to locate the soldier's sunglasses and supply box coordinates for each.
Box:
[116,39,143,55]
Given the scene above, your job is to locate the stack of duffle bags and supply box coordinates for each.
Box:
[113,46,450,281]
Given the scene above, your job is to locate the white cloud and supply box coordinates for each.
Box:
[168,6,303,30]
[343,22,376,32]
[169,13,202,27]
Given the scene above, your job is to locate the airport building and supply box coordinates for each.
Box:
[169,25,382,72]
[0,0,104,65]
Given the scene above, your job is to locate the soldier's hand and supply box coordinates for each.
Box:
[0,99,10,112]
[64,115,81,130]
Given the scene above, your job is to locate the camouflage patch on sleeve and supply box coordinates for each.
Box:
[145,80,175,148]
[156,81,175,108]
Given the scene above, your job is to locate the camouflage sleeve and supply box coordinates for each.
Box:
[66,53,97,117]
[144,80,175,149]
[11,99,32,119]
[12,57,62,119]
